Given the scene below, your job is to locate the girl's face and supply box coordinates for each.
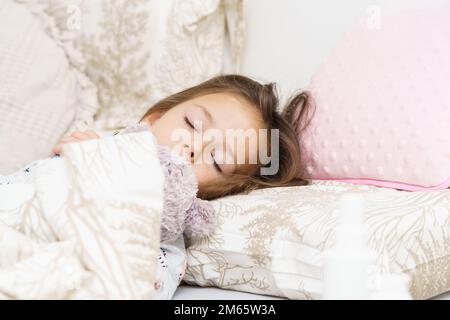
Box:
[143,93,266,189]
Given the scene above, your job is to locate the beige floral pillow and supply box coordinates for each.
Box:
[184,180,450,300]
[41,0,244,130]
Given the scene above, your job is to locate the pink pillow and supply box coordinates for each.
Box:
[292,5,450,191]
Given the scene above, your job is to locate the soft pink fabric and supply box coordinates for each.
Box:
[295,5,450,191]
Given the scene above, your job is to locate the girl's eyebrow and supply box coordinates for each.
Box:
[194,104,214,124]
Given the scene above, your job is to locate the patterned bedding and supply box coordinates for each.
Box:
[0,132,164,299]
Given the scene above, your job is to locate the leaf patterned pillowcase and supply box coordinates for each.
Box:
[40,0,244,130]
[184,180,450,300]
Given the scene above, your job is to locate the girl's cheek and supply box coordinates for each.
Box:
[192,166,212,186]
[191,166,203,184]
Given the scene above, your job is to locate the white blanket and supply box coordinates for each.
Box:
[0,132,165,299]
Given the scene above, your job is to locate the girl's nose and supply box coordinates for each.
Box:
[181,144,196,164]
[191,138,205,164]
[180,144,192,163]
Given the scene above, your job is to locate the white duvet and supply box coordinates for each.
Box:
[0,132,165,299]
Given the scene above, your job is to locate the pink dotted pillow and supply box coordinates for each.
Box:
[291,5,450,191]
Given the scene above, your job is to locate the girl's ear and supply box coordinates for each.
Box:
[144,112,161,125]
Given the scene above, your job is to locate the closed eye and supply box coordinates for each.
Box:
[184,116,194,129]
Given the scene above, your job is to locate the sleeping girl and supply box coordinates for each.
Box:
[0,74,313,299]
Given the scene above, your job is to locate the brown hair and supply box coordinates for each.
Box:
[141,74,315,200]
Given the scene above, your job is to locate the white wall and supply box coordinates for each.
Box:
[240,0,450,108]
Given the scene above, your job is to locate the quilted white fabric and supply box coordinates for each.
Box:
[0,0,99,174]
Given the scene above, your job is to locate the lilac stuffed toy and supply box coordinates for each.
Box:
[156,143,216,241]
[118,123,216,242]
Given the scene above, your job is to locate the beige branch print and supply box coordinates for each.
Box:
[82,0,152,117]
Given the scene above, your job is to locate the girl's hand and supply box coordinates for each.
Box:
[52,130,100,156]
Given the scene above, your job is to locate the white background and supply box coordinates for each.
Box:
[240,0,450,108]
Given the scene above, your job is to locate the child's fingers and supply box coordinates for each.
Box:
[58,136,79,144]
[52,130,100,156]
[70,130,100,141]
[55,137,79,152]
[52,136,79,156]
[52,144,63,156]
[84,130,100,139]
[70,131,91,140]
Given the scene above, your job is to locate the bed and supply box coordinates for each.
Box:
[1,0,449,300]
